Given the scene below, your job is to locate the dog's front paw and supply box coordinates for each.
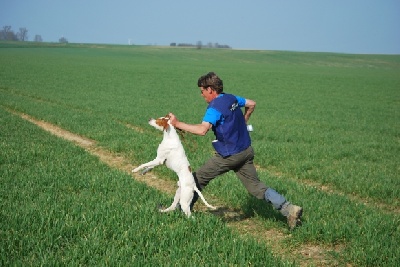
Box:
[132,167,140,173]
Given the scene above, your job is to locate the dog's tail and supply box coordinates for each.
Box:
[194,187,217,210]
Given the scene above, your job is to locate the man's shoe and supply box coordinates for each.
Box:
[287,204,303,230]
[281,203,303,230]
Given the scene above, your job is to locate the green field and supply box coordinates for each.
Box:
[1,42,399,266]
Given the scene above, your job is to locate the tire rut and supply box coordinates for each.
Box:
[8,109,342,267]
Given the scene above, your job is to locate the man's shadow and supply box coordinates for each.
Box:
[241,195,287,223]
[209,195,288,225]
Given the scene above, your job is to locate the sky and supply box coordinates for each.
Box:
[1,0,399,54]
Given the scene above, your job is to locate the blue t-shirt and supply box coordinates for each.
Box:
[202,94,246,125]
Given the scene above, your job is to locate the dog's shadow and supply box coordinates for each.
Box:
[207,195,287,224]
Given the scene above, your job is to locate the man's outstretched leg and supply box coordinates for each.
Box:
[264,187,303,230]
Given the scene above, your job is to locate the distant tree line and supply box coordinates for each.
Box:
[2,25,229,48]
[1,25,68,43]
[1,26,30,41]
[170,41,231,49]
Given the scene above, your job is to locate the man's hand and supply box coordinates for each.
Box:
[168,112,178,127]
[244,99,256,123]
[168,112,211,136]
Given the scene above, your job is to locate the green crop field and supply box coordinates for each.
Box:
[1,42,399,266]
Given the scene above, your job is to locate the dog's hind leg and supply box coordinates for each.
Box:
[179,185,194,217]
[159,186,181,213]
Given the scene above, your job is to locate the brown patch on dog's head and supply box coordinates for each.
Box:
[155,115,170,131]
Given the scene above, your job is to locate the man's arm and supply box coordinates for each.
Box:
[243,99,256,123]
[169,113,212,136]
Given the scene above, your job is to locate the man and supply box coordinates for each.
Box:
[169,72,303,229]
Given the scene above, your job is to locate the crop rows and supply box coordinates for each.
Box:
[1,42,399,266]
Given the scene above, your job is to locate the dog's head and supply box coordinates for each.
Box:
[148,114,171,131]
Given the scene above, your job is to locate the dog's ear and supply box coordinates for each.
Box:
[162,118,169,131]
[162,114,171,131]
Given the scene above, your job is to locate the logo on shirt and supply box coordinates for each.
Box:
[230,102,239,111]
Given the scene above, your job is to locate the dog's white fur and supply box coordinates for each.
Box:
[132,115,216,217]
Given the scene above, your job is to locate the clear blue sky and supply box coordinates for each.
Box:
[1,0,399,54]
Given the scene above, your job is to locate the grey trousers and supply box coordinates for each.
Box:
[194,146,268,200]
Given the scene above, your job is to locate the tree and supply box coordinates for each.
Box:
[17,27,28,41]
[1,25,11,40]
[59,36,68,43]
[196,41,202,49]
[34,35,43,42]
[1,25,17,41]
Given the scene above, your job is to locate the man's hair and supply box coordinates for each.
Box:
[197,72,223,94]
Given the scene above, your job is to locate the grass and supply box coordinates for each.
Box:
[0,109,290,266]
[1,42,399,266]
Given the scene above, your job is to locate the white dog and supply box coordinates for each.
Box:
[132,115,216,217]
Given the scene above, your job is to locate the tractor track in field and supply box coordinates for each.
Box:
[9,109,345,267]
[255,166,400,215]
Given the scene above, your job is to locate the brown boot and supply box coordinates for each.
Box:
[281,203,303,230]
